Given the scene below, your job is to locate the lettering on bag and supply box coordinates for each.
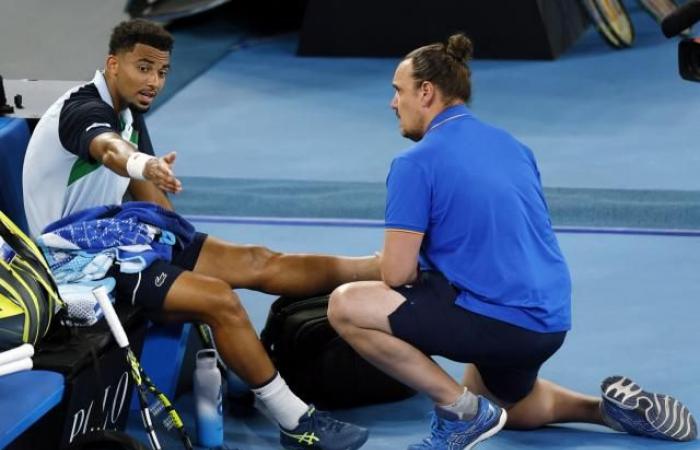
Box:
[68,371,130,443]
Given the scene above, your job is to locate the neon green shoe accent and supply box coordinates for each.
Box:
[280,429,320,446]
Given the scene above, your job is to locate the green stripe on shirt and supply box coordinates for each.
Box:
[67,158,102,186]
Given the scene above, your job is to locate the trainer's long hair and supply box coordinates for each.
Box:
[405,33,474,103]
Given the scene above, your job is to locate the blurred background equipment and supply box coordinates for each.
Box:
[678,38,700,80]
[661,0,700,81]
[661,0,700,35]
[639,0,689,35]
[298,0,588,59]
[580,0,635,48]
[126,0,231,23]
[0,76,15,115]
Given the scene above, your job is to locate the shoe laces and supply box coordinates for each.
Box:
[428,411,463,442]
[309,409,346,433]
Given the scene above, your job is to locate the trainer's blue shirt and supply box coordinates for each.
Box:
[385,105,571,333]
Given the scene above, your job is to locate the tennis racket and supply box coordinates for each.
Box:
[195,324,228,372]
[92,286,194,450]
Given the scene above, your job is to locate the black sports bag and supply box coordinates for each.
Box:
[260,295,416,409]
[66,430,148,450]
[0,210,62,350]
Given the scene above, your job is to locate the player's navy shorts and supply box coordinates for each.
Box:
[388,270,566,403]
[112,232,208,310]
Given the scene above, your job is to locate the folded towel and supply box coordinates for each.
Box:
[0,357,32,377]
[0,344,34,366]
[58,279,116,327]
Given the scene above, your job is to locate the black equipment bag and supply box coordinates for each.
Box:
[260,295,416,409]
[66,430,148,450]
[6,304,147,450]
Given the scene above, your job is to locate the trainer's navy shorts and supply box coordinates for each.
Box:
[388,270,566,403]
[113,232,208,310]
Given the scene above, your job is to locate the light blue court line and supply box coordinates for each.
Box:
[553,225,700,238]
[185,214,383,228]
[184,214,700,237]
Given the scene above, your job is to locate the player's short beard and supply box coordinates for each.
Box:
[129,101,151,114]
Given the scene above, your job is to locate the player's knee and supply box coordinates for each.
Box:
[204,281,248,327]
[244,244,278,275]
[249,245,280,270]
[248,245,284,289]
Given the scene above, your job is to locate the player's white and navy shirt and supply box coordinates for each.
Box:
[23,70,155,236]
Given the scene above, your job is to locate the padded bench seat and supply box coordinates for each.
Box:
[0,370,65,448]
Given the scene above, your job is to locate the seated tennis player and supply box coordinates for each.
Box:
[22,19,377,450]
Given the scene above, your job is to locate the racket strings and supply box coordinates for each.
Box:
[136,354,194,449]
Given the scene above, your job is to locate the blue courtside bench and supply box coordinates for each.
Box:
[0,116,66,449]
[0,370,65,449]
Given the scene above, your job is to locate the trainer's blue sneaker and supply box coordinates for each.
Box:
[408,396,507,450]
[280,405,369,450]
[601,375,697,441]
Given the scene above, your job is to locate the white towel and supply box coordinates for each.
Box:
[0,343,34,366]
[0,357,32,376]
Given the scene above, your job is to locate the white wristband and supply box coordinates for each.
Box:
[126,152,156,180]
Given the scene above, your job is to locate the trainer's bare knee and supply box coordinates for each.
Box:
[328,283,360,329]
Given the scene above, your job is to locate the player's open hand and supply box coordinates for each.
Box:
[144,151,182,194]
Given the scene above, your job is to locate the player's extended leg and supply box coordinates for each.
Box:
[192,236,380,296]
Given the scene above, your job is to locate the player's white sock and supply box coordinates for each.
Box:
[251,372,308,430]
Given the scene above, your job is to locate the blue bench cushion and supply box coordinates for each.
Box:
[0,369,64,448]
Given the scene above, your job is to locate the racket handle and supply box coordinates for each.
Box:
[92,286,129,349]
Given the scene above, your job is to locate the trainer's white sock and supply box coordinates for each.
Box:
[251,372,308,430]
[438,387,479,420]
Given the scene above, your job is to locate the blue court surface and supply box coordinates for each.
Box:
[122,1,700,449]
[124,221,700,450]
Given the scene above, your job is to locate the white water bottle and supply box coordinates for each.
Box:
[193,349,224,448]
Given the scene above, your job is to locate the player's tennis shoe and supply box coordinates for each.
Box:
[280,405,369,450]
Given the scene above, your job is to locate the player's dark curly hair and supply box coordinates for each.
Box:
[109,19,174,55]
[405,33,474,103]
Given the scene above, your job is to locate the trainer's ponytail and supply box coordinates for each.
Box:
[446,34,473,65]
[405,33,473,103]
